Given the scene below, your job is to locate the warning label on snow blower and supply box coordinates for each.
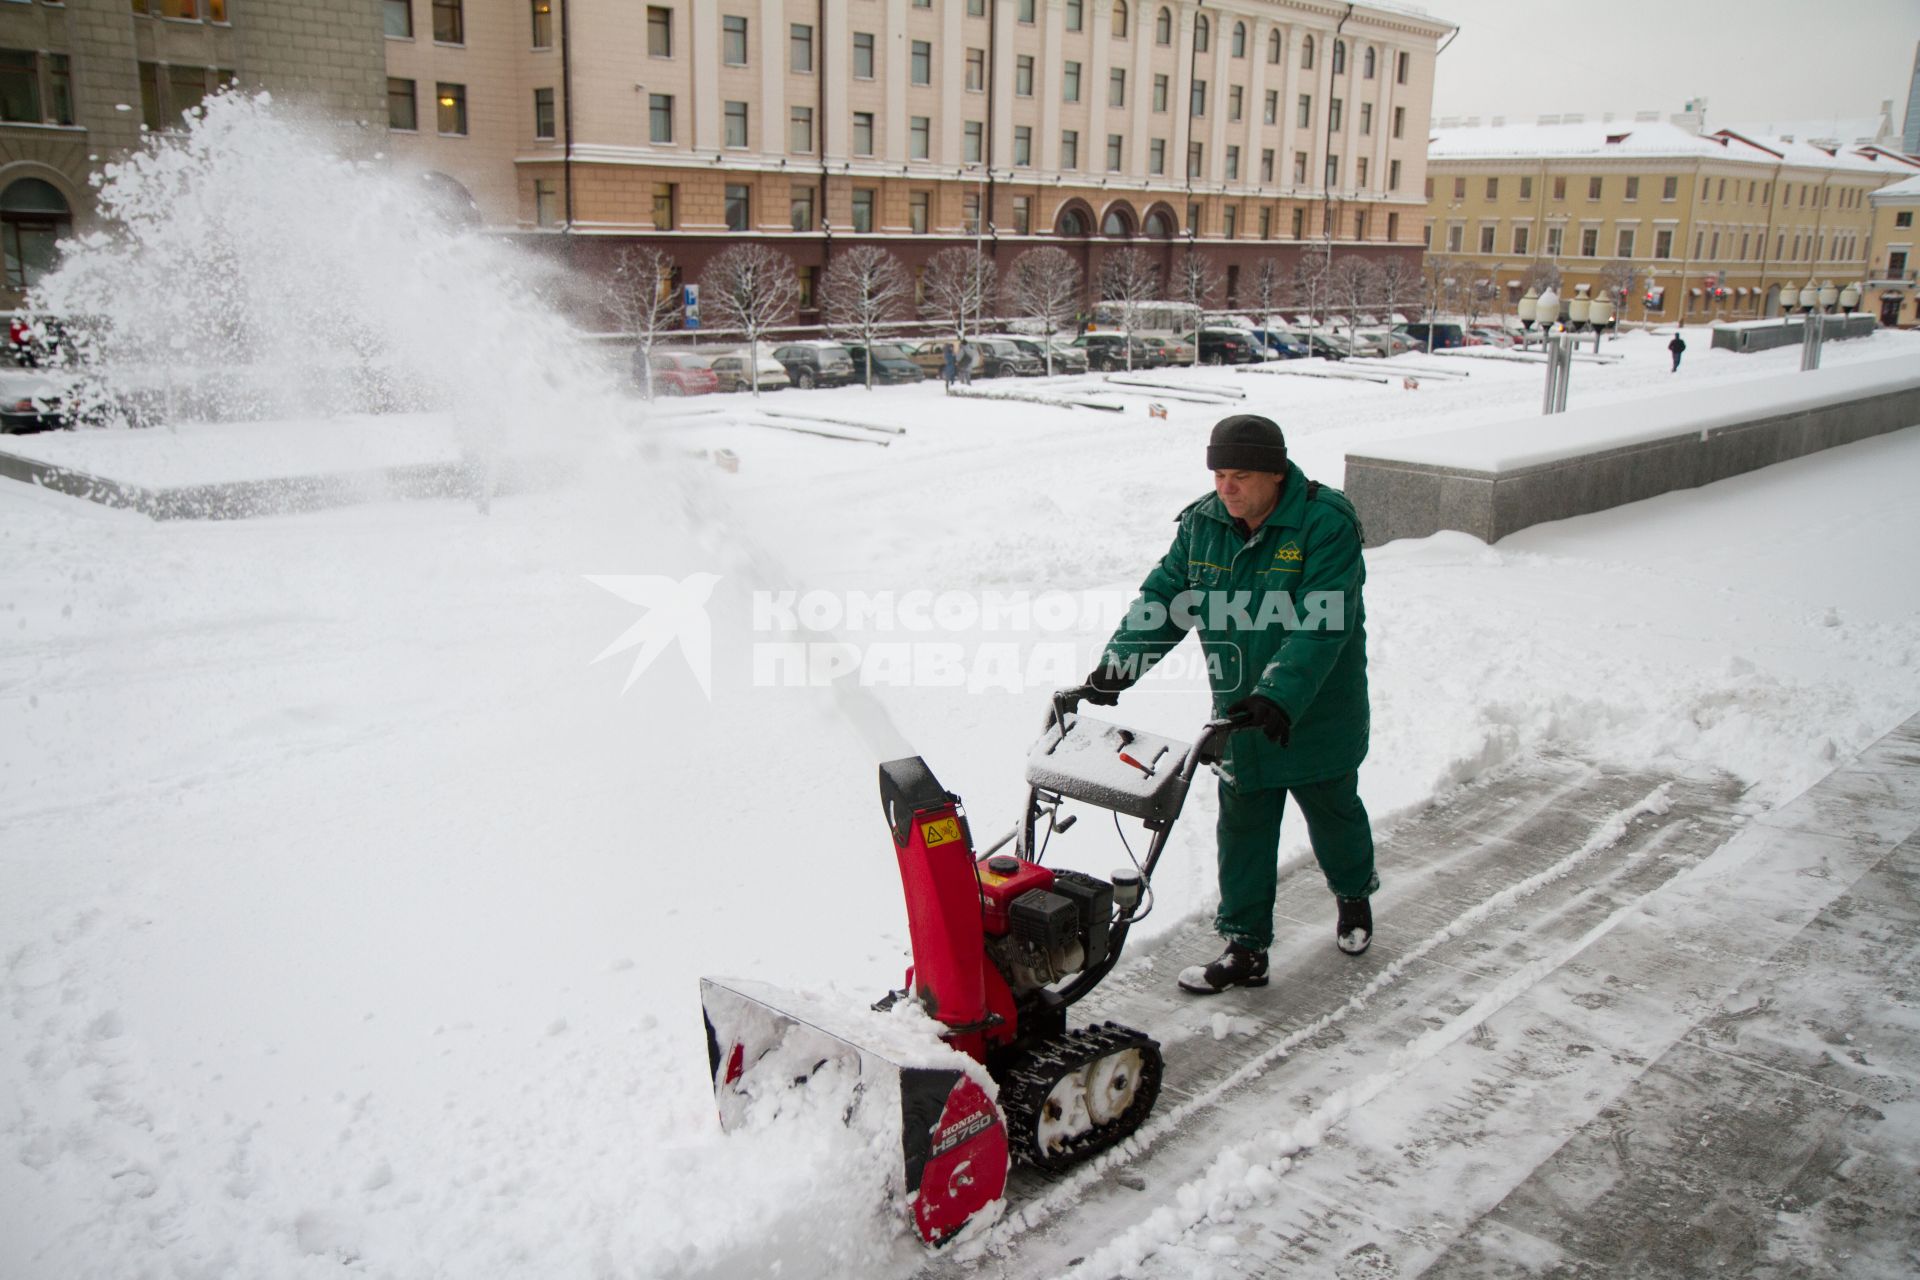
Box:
[922,818,963,848]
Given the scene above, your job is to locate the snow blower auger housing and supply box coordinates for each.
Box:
[701,693,1245,1245]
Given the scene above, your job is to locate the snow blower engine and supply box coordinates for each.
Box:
[701,693,1248,1244]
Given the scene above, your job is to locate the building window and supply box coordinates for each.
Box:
[1260,149,1273,182]
[912,40,931,86]
[1067,0,1083,30]
[1226,145,1239,180]
[853,32,874,79]
[652,182,675,230]
[1110,68,1126,107]
[1188,202,1202,235]
[534,179,559,228]
[1356,157,1367,187]
[852,111,874,156]
[1149,138,1165,175]
[387,77,416,130]
[1155,6,1172,45]
[1389,159,1400,190]
[725,184,750,232]
[725,101,748,148]
[1013,125,1032,166]
[1324,154,1338,187]
[1293,151,1307,184]
[1396,50,1409,83]
[1264,89,1277,124]
[1890,249,1909,275]
[790,186,814,230]
[909,192,928,234]
[1064,61,1081,104]
[964,120,983,163]
[385,0,413,38]
[723,15,748,66]
[1260,206,1273,238]
[2,177,69,290]
[1329,98,1342,131]
[798,265,817,308]
[1229,85,1243,122]
[1223,206,1238,239]
[1544,225,1562,256]
[1194,15,1209,52]
[790,24,813,72]
[1387,211,1399,240]
[1662,176,1677,200]
[647,6,671,56]
[436,81,466,134]
[790,106,813,153]
[1588,176,1602,201]
[1297,94,1311,128]
[1301,34,1315,69]
[1453,176,1465,199]
[1364,46,1375,78]
[649,93,673,143]
[910,115,929,159]
[1360,102,1372,135]
[1153,73,1168,112]
[1550,176,1566,200]
[1577,227,1597,257]
[1107,134,1124,171]
[1332,40,1345,74]
[432,0,462,43]
[1393,105,1405,139]
[1446,224,1463,252]
[851,188,874,233]
[1018,0,1036,22]
[1188,141,1202,178]
[1478,224,1495,253]
[1516,175,1530,201]
[1191,80,1206,117]
[1012,195,1031,234]
[1229,20,1245,57]
[963,193,980,233]
[1624,176,1639,201]
[534,87,555,139]
[1294,208,1306,238]
[1511,224,1529,254]
[1062,130,1079,169]
[967,48,985,91]
[1617,228,1635,257]
[531,0,552,47]
[1897,211,1914,228]
[1016,55,1034,97]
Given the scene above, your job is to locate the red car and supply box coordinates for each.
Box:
[645,352,720,397]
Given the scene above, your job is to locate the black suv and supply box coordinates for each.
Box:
[844,342,924,385]
[1178,330,1259,365]
[1070,333,1167,371]
[770,342,857,388]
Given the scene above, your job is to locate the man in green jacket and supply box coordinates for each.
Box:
[1077,414,1376,994]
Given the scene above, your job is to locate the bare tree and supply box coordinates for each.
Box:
[1001,246,1083,376]
[1095,247,1161,371]
[605,246,682,399]
[921,246,999,341]
[1170,248,1224,365]
[1289,254,1330,328]
[701,243,800,396]
[1249,257,1286,325]
[1373,255,1418,325]
[822,244,911,389]
[1328,255,1380,331]
[1597,259,1637,312]
[1463,277,1496,329]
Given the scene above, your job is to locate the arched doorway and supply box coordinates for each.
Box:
[1,178,72,292]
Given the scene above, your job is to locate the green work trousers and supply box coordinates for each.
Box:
[1214,773,1377,952]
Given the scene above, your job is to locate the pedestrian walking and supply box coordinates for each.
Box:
[957,342,975,386]
[941,343,957,390]
[1669,332,1687,372]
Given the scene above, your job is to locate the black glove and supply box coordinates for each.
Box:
[1077,662,1134,707]
[1226,695,1291,746]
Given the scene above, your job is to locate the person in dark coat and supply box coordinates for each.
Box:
[941,343,957,390]
[957,342,975,385]
[1668,332,1686,372]
[1079,414,1377,995]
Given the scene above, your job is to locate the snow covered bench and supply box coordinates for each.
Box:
[1343,356,1920,546]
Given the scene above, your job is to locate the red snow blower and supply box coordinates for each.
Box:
[701,692,1249,1244]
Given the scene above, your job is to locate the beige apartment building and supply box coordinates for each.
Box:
[383,0,1454,318]
[1865,172,1920,326]
[0,0,386,308]
[1422,119,1920,327]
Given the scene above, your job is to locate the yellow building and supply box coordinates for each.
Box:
[1422,119,1920,326]
[1865,172,1920,326]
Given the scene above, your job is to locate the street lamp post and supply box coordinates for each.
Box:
[1588,291,1614,353]
[1517,287,1539,350]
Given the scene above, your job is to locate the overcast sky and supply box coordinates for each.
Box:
[1423,0,1920,135]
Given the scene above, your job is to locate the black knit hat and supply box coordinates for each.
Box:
[1206,414,1288,473]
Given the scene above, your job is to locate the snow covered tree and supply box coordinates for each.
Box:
[605,246,682,400]
[822,244,911,390]
[701,243,800,396]
[1372,255,1418,325]
[1289,254,1330,327]
[1095,247,1161,371]
[1598,258,1638,312]
[920,246,999,340]
[1170,248,1224,365]
[1248,257,1286,326]
[1001,246,1083,376]
[1329,255,1380,330]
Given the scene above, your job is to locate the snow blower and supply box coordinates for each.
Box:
[701,692,1249,1244]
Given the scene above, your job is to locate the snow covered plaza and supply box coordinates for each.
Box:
[5,58,1920,1280]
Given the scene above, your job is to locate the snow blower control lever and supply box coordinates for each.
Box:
[701,695,1250,1245]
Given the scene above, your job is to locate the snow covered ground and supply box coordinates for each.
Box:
[4,314,1918,1277]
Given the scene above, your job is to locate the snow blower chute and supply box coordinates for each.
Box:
[701,694,1248,1244]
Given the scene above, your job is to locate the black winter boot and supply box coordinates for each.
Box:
[1337,896,1372,956]
[1178,942,1270,994]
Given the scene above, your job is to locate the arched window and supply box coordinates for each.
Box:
[1268,29,1282,63]
[1363,46,1376,79]
[1,178,71,291]
[1194,15,1209,52]
[1332,40,1346,74]
[1102,208,1132,237]
[1301,34,1314,69]
[1057,207,1091,236]
[1112,0,1127,38]
[1231,22,1246,57]
[1143,209,1176,237]
[1155,6,1171,45]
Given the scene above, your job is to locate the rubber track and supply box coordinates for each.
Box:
[1000,1022,1164,1172]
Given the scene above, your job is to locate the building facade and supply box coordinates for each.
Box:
[1865,172,1920,327]
[383,0,1454,320]
[1422,120,1920,327]
[0,0,387,308]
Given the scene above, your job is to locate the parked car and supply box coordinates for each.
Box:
[1298,333,1350,361]
[1395,322,1468,351]
[1143,335,1195,365]
[645,351,720,397]
[962,337,1043,378]
[0,368,72,432]
[1328,329,1389,358]
[1175,328,1260,365]
[1247,328,1309,360]
[987,335,1089,376]
[706,349,791,393]
[1368,329,1422,356]
[771,341,857,389]
[1468,326,1519,349]
[843,342,924,385]
[903,340,955,378]
[1069,332,1167,371]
